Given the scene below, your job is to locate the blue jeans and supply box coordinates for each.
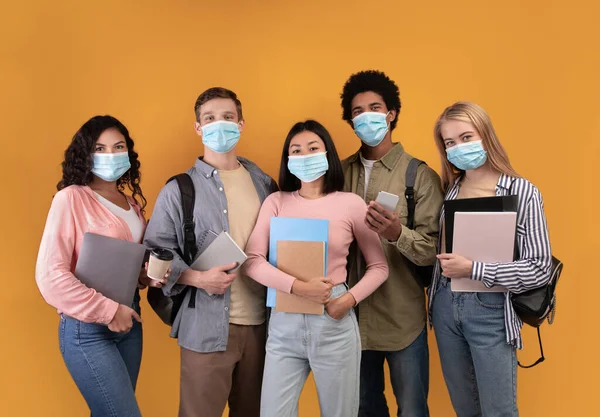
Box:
[432,278,518,417]
[60,310,143,417]
[260,284,361,417]
[358,328,430,417]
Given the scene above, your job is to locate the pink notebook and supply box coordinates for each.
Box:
[450,212,517,293]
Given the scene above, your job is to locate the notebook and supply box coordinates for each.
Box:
[444,195,518,253]
[74,233,147,306]
[450,212,517,292]
[275,241,325,314]
[190,231,247,295]
[267,217,329,307]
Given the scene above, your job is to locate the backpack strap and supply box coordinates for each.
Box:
[518,327,545,368]
[167,173,198,309]
[405,158,425,230]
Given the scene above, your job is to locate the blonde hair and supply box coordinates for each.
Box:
[433,101,519,192]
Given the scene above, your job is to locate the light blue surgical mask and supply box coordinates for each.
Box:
[201,121,241,153]
[287,152,329,183]
[91,152,131,182]
[352,111,390,147]
[446,140,488,171]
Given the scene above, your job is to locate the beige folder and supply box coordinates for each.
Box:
[275,241,325,314]
[451,212,517,293]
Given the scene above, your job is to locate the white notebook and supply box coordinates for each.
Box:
[450,212,517,293]
[190,231,247,295]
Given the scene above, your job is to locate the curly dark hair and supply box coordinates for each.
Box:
[57,115,147,212]
[340,70,402,131]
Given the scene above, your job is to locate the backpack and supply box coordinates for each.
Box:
[499,180,565,368]
[513,256,564,368]
[147,173,198,326]
[404,158,434,288]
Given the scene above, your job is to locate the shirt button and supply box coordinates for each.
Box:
[219,187,223,191]
[223,209,228,214]
[206,174,210,178]
[213,170,217,175]
[224,307,229,311]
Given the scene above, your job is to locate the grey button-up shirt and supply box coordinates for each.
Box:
[143,157,277,353]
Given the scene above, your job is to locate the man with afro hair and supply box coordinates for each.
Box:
[340,70,443,417]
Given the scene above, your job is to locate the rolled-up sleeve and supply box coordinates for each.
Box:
[143,183,190,296]
[393,166,443,266]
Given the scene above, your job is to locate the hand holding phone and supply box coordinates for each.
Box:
[375,191,400,213]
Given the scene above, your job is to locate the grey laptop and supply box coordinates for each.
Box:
[74,233,147,306]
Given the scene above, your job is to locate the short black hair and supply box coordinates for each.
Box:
[278,120,344,194]
[194,87,243,122]
[340,70,401,131]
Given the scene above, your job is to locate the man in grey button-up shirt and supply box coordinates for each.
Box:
[144,87,277,417]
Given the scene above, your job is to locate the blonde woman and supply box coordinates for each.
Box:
[428,102,552,417]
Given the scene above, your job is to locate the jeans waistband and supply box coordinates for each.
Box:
[330,282,349,298]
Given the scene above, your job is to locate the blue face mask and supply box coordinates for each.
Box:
[352,111,390,147]
[446,140,488,171]
[201,121,241,153]
[287,152,329,183]
[92,152,131,182]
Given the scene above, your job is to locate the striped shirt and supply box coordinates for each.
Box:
[427,173,552,348]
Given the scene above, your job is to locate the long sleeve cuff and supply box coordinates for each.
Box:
[162,258,189,296]
[392,225,411,253]
[472,261,497,288]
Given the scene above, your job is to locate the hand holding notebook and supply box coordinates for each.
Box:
[267,217,330,307]
[449,211,517,292]
[275,240,327,314]
[189,231,247,296]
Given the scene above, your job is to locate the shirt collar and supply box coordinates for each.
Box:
[497,173,514,190]
[194,157,219,178]
[451,172,515,191]
[347,143,405,170]
[194,156,257,179]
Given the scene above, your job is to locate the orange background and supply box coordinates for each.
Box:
[1,0,598,416]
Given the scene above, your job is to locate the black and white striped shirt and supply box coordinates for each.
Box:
[427,173,552,348]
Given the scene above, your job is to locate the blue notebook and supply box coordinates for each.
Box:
[267,217,329,307]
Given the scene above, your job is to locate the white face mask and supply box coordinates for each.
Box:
[200,121,241,153]
[445,140,488,171]
[91,152,131,182]
[287,152,329,183]
[352,111,390,147]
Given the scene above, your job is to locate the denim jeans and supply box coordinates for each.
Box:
[260,284,361,417]
[432,277,518,417]
[59,307,143,417]
[358,328,430,417]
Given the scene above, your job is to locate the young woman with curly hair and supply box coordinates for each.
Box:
[35,115,166,417]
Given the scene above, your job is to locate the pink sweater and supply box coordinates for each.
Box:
[244,191,389,304]
[35,185,146,324]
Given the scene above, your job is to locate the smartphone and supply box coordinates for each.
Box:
[375,191,400,213]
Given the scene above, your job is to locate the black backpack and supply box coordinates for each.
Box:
[147,173,198,326]
[513,255,564,368]
[404,158,434,288]
[499,180,565,368]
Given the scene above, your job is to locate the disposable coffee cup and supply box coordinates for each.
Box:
[147,248,174,280]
